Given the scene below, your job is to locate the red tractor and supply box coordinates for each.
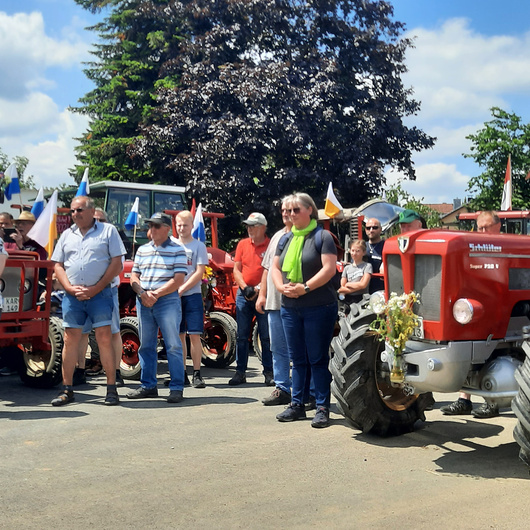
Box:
[330,225,530,466]
[0,251,63,388]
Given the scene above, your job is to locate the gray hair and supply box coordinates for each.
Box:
[291,192,318,220]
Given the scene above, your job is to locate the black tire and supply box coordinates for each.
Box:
[330,303,433,436]
[18,316,64,388]
[512,354,530,467]
[252,321,262,362]
[119,316,142,380]
[201,312,237,368]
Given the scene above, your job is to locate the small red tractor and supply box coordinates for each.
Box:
[0,251,62,388]
[329,208,530,466]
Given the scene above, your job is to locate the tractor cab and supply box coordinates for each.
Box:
[458,210,530,234]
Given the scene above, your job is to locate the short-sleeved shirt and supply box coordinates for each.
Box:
[0,238,8,310]
[342,261,373,298]
[261,227,290,311]
[276,228,337,308]
[51,221,126,287]
[132,238,188,290]
[175,238,209,297]
[234,236,270,287]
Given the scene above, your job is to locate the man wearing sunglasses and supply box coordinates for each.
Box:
[51,196,126,406]
[364,218,385,293]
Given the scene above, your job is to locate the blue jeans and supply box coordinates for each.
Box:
[268,310,290,393]
[137,292,184,391]
[281,302,337,407]
[235,291,272,373]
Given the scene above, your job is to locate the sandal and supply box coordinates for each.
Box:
[51,389,75,407]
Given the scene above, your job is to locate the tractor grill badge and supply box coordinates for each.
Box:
[398,236,410,254]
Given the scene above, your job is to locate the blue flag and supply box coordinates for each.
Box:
[192,203,206,242]
[4,163,21,201]
[76,168,90,197]
[31,187,45,219]
[124,197,140,230]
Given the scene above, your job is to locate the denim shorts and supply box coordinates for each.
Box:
[63,287,114,330]
[179,292,204,334]
[81,286,120,334]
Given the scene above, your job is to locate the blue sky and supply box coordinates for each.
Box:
[2,0,530,206]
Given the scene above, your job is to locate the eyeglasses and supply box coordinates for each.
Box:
[285,208,301,214]
[70,208,87,214]
[148,223,165,229]
[365,226,380,230]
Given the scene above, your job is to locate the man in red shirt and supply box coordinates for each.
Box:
[229,213,273,386]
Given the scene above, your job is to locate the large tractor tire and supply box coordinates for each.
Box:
[201,312,237,369]
[512,353,530,467]
[330,303,434,436]
[18,316,64,388]
[119,316,142,380]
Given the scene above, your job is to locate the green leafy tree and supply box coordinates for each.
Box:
[133,0,434,239]
[465,107,530,211]
[71,0,186,183]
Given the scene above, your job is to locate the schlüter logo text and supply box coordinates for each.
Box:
[468,243,502,253]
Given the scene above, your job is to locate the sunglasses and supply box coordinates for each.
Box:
[148,223,165,229]
[70,207,87,214]
[365,226,380,230]
[282,207,301,214]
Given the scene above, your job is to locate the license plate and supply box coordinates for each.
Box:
[3,297,20,313]
[412,316,424,339]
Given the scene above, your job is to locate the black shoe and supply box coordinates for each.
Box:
[276,403,307,422]
[192,373,206,388]
[51,389,75,407]
[126,387,158,399]
[115,371,125,388]
[263,371,275,386]
[167,390,184,403]
[440,398,472,416]
[184,373,191,386]
[104,390,120,406]
[472,402,499,418]
[72,368,86,386]
[304,396,316,411]
[311,406,330,428]
[228,371,246,386]
[262,387,291,406]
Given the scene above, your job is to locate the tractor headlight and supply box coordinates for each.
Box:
[23,279,32,294]
[452,298,484,325]
[368,291,386,315]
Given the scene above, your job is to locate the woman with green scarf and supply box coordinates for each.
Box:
[271,192,338,428]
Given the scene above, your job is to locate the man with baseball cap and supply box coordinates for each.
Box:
[398,209,424,234]
[127,212,188,403]
[229,212,273,386]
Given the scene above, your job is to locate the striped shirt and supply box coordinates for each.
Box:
[132,238,187,290]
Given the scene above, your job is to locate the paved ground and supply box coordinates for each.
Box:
[0,354,529,529]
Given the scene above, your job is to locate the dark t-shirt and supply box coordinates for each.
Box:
[276,228,337,308]
[367,240,385,293]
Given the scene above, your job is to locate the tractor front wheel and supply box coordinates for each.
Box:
[119,317,142,380]
[330,304,433,436]
[512,350,530,467]
[201,312,237,369]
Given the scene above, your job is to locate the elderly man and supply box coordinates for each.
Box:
[51,196,126,406]
[4,211,47,259]
[364,217,385,293]
[441,210,502,419]
[127,213,188,403]
[229,212,273,386]
[398,209,424,233]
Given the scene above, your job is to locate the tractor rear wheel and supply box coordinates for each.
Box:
[201,312,237,368]
[512,352,530,467]
[18,316,64,388]
[252,321,262,362]
[119,317,142,380]
[330,304,433,436]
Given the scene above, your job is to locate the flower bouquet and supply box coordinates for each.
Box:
[369,291,420,383]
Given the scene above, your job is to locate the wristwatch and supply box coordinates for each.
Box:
[303,283,311,294]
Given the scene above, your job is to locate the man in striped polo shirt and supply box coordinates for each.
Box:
[127,212,188,403]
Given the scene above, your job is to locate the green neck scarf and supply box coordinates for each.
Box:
[282,218,317,283]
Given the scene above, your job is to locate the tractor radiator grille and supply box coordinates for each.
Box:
[386,254,441,321]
